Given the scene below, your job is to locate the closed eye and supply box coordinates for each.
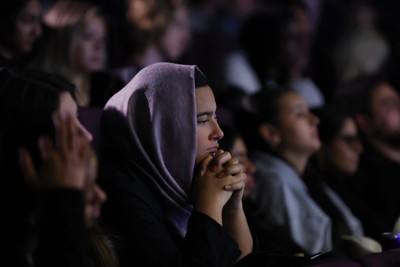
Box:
[197,119,208,125]
[197,111,214,126]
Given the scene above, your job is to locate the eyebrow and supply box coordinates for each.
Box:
[197,111,214,117]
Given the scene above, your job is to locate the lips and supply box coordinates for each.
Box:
[207,146,219,155]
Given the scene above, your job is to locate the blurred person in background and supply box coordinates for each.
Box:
[219,0,324,110]
[333,74,400,241]
[31,0,123,107]
[0,67,117,267]
[112,0,191,84]
[0,0,42,68]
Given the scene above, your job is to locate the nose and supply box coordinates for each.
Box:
[211,122,224,141]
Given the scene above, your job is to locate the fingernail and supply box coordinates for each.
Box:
[224,185,232,191]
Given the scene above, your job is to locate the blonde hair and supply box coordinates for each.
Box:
[35,0,106,79]
[88,224,119,267]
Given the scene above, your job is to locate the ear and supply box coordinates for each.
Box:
[259,123,281,147]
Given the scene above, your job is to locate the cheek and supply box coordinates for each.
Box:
[14,23,30,47]
[163,34,179,54]
[385,111,400,131]
[330,145,356,172]
[76,43,90,61]
[195,128,209,165]
[329,146,346,164]
[71,42,84,64]
[283,122,317,147]
[74,41,91,62]
[195,134,205,165]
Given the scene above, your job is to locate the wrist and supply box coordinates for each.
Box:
[223,201,243,214]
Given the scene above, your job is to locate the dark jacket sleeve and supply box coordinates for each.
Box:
[34,188,88,267]
[101,173,241,267]
[184,212,241,267]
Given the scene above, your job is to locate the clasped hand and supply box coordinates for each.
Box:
[193,149,246,216]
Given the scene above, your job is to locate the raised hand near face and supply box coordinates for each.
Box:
[19,111,95,191]
[193,149,246,224]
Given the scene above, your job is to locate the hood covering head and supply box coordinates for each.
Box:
[102,62,207,236]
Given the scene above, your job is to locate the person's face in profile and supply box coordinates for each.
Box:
[195,86,224,166]
[324,117,363,175]
[275,92,320,154]
[58,91,106,227]
[370,83,400,138]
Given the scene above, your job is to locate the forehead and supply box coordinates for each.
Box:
[195,86,215,111]
[372,83,398,100]
[370,83,399,107]
[279,91,306,110]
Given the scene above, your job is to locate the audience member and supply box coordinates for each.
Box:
[113,0,192,84]
[184,0,260,85]
[0,0,42,68]
[333,74,400,241]
[219,1,324,109]
[235,87,329,255]
[313,106,363,179]
[98,62,252,267]
[307,106,382,258]
[218,124,256,199]
[0,67,116,267]
[331,0,389,84]
[218,123,303,255]
[31,0,123,107]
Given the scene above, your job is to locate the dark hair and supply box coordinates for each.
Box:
[236,87,293,151]
[0,67,76,261]
[314,106,349,144]
[195,67,208,88]
[0,67,76,179]
[0,0,31,49]
[239,1,307,85]
[333,73,390,117]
